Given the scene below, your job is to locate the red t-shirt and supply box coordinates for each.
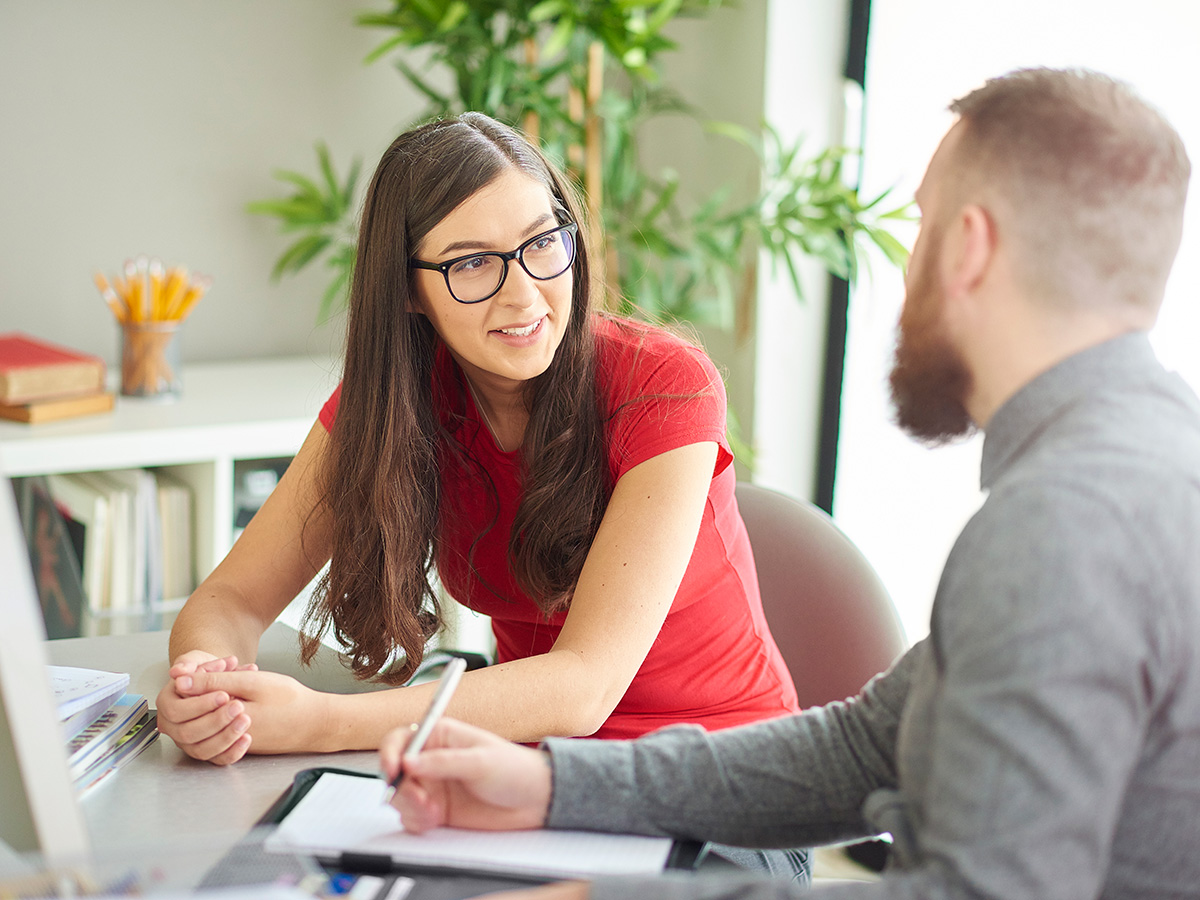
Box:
[319,315,798,738]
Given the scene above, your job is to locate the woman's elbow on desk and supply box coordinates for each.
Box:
[522,694,612,740]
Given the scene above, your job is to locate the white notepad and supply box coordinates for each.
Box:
[263,771,673,880]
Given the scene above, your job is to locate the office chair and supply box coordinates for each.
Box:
[735,482,908,710]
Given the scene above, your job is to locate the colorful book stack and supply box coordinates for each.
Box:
[50,665,158,793]
[0,332,114,424]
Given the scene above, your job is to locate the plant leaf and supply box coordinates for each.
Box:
[270,234,331,281]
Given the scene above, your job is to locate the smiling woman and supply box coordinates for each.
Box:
[154,114,800,777]
[409,167,577,429]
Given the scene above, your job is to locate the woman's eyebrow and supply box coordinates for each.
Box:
[438,212,556,256]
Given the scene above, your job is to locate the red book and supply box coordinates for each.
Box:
[0,333,106,405]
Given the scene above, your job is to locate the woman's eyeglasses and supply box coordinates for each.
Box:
[410,222,578,304]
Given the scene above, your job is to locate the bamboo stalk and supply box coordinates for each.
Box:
[736,256,758,344]
[522,38,540,142]
[585,41,616,308]
[585,41,604,231]
[567,84,584,172]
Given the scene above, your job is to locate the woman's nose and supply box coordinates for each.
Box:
[494,258,540,309]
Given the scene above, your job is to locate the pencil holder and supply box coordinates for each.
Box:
[120,320,182,399]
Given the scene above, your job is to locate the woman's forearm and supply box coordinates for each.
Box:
[168,580,275,664]
[321,647,625,751]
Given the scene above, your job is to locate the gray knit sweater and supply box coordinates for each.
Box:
[545,333,1200,899]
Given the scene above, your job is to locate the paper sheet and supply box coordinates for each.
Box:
[47,665,130,720]
[264,772,672,880]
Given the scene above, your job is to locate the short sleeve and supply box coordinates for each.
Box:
[318,383,342,432]
[603,334,732,482]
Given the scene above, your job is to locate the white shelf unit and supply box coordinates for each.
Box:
[0,356,340,600]
[0,354,495,655]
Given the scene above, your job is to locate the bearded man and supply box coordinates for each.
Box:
[381,68,1200,900]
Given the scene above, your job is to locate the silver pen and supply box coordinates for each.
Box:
[389,656,468,789]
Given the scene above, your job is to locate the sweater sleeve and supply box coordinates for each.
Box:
[545,645,917,848]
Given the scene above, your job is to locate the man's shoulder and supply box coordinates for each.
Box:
[954,362,1200,602]
[947,406,1200,641]
[1014,376,1200,491]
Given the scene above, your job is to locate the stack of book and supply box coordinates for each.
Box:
[50,665,158,793]
[0,332,114,424]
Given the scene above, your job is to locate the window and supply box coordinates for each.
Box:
[835,0,1200,641]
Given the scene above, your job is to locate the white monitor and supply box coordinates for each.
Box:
[0,458,90,866]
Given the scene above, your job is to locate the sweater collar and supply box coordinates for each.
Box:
[979,332,1159,490]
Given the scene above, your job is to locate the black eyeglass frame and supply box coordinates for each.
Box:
[409,222,579,304]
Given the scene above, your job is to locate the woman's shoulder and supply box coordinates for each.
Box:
[591,314,723,404]
[592,314,717,375]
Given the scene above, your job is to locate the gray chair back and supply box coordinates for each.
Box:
[735,482,908,709]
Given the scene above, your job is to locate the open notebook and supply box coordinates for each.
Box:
[263,770,676,881]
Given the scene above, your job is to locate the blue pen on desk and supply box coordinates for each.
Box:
[388,656,467,791]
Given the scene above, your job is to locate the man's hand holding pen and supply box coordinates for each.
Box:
[381,716,583,900]
[380,716,554,835]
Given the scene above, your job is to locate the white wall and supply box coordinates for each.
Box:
[834,0,1200,641]
[0,1,416,366]
[752,0,851,499]
[1,1,836,478]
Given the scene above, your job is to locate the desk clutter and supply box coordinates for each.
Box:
[50,665,158,794]
[0,333,113,424]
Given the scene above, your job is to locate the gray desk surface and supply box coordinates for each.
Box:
[44,624,383,888]
[41,627,736,896]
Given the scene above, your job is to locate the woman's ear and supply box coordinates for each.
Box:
[405,283,428,317]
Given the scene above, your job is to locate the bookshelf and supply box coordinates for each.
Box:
[0,356,340,631]
[0,355,496,655]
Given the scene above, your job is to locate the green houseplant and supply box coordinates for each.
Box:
[248,0,908,329]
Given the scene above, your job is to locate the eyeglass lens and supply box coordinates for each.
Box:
[448,226,575,302]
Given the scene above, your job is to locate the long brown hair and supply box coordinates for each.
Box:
[300,113,607,684]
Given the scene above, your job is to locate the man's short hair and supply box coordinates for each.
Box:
[947,67,1190,312]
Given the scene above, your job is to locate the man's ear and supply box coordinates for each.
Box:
[944,203,996,299]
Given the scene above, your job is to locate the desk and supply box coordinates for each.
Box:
[41,627,723,898]
[45,624,384,890]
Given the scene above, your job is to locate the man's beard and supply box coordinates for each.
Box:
[888,269,976,446]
